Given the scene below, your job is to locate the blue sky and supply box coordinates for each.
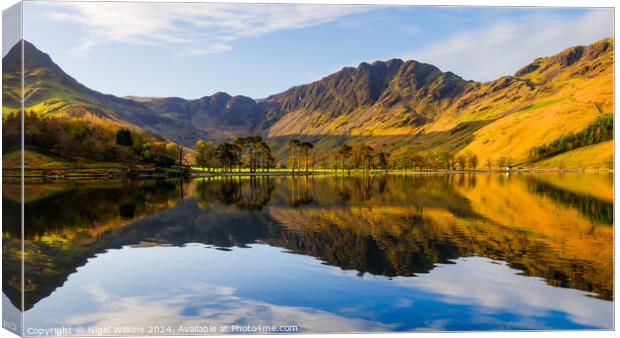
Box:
[21,3,613,99]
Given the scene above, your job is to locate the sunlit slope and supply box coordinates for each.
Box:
[2,41,204,145]
[264,39,613,168]
[3,149,72,170]
[532,141,613,170]
[458,39,613,166]
[3,41,127,120]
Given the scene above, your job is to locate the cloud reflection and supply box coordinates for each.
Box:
[64,282,393,334]
[395,257,613,329]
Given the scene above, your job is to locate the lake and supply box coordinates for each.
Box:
[2,173,613,334]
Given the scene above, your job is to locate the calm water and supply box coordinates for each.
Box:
[2,173,614,334]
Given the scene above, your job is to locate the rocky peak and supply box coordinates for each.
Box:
[515,38,613,78]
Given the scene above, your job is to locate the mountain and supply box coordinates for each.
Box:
[2,41,260,145]
[126,92,265,141]
[259,38,613,167]
[2,38,614,168]
[261,59,473,136]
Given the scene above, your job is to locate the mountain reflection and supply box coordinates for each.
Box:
[2,173,613,312]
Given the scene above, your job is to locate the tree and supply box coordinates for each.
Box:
[496,157,506,169]
[411,154,425,170]
[496,156,513,169]
[351,143,374,170]
[526,150,536,170]
[331,151,341,171]
[257,141,273,172]
[249,136,264,172]
[164,142,185,166]
[486,158,493,170]
[231,143,242,172]
[175,143,185,166]
[299,141,314,173]
[233,137,249,172]
[350,144,363,169]
[287,139,301,174]
[362,145,374,171]
[465,151,478,170]
[337,144,352,173]
[425,152,440,170]
[376,151,390,171]
[195,139,210,171]
[148,142,175,168]
[216,143,238,172]
[438,151,454,171]
[455,155,467,170]
[166,143,180,165]
[115,128,133,146]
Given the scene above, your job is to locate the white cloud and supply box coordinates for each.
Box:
[394,256,613,329]
[43,2,371,57]
[406,9,614,81]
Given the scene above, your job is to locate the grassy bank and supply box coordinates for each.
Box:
[3,150,611,180]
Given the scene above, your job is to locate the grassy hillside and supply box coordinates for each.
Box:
[3,41,124,119]
[2,148,150,171]
[2,41,205,146]
[3,149,72,170]
[532,141,613,170]
[458,39,613,167]
[2,111,185,171]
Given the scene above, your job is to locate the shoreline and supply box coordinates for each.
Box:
[2,167,613,181]
[189,169,612,177]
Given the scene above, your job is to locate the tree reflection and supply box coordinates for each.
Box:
[197,176,275,210]
[526,176,613,225]
[286,176,314,207]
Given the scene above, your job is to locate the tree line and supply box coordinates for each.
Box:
[195,135,274,172]
[527,113,613,164]
[330,143,390,172]
[282,140,388,173]
[371,148,481,171]
[194,136,494,173]
[287,139,315,173]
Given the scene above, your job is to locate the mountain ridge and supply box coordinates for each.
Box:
[3,41,207,145]
[2,38,614,167]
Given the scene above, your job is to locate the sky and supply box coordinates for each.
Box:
[20,2,614,99]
